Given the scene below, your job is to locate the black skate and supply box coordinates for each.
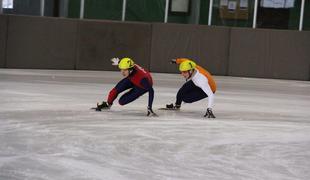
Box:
[91,101,111,111]
[158,103,180,111]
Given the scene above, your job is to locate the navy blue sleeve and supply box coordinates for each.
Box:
[140,78,154,108]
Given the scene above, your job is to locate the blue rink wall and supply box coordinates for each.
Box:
[0,14,309,80]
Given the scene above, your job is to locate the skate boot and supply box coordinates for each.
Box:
[166,103,181,110]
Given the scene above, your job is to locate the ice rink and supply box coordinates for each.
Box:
[0,69,310,180]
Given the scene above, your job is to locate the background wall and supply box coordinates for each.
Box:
[229,28,310,80]
[150,23,230,75]
[0,14,309,80]
[76,20,152,71]
[5,15,78,69]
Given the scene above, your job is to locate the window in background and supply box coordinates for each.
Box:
[256,0,301,30]
[303,0,310,30]
[3,0,14,9]
[2,0,41,16]
[84,0,123,20]
[211,0,255,27]
[68,0,80,18]
[171,0,191,14]
[199,0,210,25]
[126,0,166,22]
[168,0,200,24]
[43,0,61,17]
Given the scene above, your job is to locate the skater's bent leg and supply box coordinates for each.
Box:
[140,78,154,108]
[182,87,207,103]
[119,87,147,106]
[176,80,197,105]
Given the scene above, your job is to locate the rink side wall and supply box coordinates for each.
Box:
[0,15,309,80]
[5,15,77,69]
[229,28,310,81]
[76,20,152,71]
[150,23,230,75]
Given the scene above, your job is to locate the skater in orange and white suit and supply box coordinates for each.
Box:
[166,58,216,118]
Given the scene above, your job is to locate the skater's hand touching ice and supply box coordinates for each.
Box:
[95,101,111,111]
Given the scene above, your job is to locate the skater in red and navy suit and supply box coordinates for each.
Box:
[95,57,157,116]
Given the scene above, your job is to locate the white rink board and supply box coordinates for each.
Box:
[0,69,310,180]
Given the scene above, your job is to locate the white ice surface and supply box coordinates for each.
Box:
[0,69,310,180]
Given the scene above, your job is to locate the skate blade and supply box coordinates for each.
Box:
[158,108,180,111]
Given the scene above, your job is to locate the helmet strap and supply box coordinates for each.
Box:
[188,69,194,79]
[128,67,134,75]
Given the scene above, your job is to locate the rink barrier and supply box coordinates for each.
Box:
[1,15,309,80]
[0,15,8,68]
[150,23,230,75]
[76,19,152,71]
[229,28,310,81]
[6,15,78,69]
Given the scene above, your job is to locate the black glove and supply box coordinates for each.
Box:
[204,108,216,118]
[147,106,158,116]
[170,59,177,64]
[166,103,181,110]
[95,101,111,111]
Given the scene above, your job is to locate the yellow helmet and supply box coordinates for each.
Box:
[179,60,196,72]
[118,57,135,70]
